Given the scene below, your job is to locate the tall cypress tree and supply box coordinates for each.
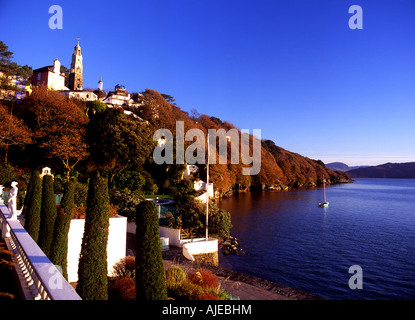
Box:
[37,174,57,256]
[22,169,35,216]
[50,180,74,280]
[76,172,110,300]
[135,200,167,300]
[23,170,42,242]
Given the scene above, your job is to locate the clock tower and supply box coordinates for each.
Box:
[68,39,83,90]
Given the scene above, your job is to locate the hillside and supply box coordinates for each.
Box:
[326,162,350,172]
[347,162,415,178]
[0,87,351,199]
[326,162,369,172]
[132,89,351,196]
[261,141,351,188]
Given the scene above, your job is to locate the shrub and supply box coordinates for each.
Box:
[76,172,110,300]
[112,256,136,279]
[23,170,42,242]
[0,242,18,299]
[108,277,136,300]
[49,180,74,280]
[167,280,202,300]
[73,180,88,206]
[72,205,86,219]
[0,292,15,300]
[196,292,220,300]
[217,290,233,300]
[188,269,219,290]
[135,200,167,300]
[0,163,16,186]
[165,265,186,288]
[109,204,118,217]
[37,174,57,256]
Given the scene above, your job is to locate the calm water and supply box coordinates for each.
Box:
[218,179,415,300]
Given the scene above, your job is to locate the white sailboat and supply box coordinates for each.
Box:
[318,176,329,207]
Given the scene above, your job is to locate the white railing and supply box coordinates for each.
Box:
[0,203,81,300]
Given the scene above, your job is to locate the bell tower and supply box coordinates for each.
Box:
[68,38,83,90]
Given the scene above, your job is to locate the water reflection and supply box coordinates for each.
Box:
[217,179,415,299]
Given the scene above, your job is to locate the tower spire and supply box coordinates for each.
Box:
[69,39,83,90]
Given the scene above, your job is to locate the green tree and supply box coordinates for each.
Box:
[202,201,233,238]
[0,41,14,75]
[135,201,167,300]
[85,100,107,116]
[0,41,32,90]
[50,180,74,280]
[22,170,42,242]
[76,172,110,300]
[111,187,144,222]
[37,174,57,256]
[87,108,154,184]
[176,197,232,239]
[60,65,70,88]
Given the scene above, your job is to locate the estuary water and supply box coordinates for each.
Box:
[218,178,415,300]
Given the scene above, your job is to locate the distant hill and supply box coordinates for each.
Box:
[326,162,368,172]
[261,141,351,187]
[347,162,415,178]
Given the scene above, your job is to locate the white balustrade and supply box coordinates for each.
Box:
[0,203,81,300]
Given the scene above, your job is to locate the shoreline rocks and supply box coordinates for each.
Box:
[220,235,246,256]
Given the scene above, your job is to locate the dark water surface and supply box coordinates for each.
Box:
[218,179,415,300]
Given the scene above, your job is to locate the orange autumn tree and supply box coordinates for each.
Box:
[17,85,89,181]
[0,103,32,163]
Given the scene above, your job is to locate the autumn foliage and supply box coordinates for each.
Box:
[0,102,32,163]
[16,85,88,181]
[135,88,350,194]
[0,84,349,199]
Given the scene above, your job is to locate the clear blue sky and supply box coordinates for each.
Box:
[1,0,414,166]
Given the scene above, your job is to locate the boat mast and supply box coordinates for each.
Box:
[323,176,327,203]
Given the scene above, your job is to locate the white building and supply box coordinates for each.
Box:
[60,90,97,101]
[31,59,69,91]
[103,84,135,107]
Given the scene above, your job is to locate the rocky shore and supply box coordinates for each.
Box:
[220,235,246,255]
[162,246,321,300]
[127,233,321,300]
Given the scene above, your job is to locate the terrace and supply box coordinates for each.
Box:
[0,203,81,300]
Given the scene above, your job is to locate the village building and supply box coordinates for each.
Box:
[29,40,145,108]
[68,39,83,90]
[93,77,107,101]
[59,89,97,101]
[0,71,32,100]
[30,59,68,91]
[103,84,134,106]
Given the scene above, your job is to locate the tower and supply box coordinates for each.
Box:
[68,39,83,90]
[98,77,103,90]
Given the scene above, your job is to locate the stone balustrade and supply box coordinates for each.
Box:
[0,203,81,300]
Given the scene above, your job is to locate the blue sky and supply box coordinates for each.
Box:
[1,0,414,166]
